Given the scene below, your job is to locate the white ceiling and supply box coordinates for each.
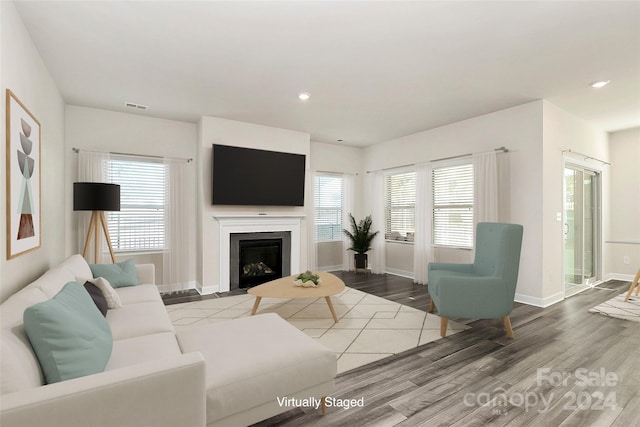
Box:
[14,1,640,147]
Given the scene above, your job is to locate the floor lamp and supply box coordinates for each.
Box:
[74,182,120,264]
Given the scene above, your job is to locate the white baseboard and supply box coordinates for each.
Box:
[157,281,199,294]
[514,291,564,308]
[196,283,219,295]
[514,275,633,307]
[604,273,635,282]
[385,268,415,280]
[316,264,343,272]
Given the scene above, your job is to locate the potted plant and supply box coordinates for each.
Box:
[343,214,379,271]
[294,271,321,287]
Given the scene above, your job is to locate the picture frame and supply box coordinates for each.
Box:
[6,89,41,259]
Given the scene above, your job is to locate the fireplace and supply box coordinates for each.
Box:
[212,215,302,294]
[230,232,291,290]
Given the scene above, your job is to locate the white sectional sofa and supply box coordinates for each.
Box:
[0,255,337,427]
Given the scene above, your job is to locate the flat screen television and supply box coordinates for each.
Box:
[212,144,306,206]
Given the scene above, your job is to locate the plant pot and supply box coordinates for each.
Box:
[354,253,368,270]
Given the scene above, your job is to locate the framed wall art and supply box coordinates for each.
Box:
[6,89,41,259]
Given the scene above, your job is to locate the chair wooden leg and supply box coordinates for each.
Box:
[429,299,435,313]
[503,316,515,339]
[321,396,326,414]
[624,268,640,302]
[440,317,448,337]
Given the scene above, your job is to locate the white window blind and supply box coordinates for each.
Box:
[104,157,167,252]
[432,163,474,248]
[314,174,343,241]
[385,171,416,240]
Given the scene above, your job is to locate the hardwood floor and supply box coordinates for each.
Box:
[253,272,640,427]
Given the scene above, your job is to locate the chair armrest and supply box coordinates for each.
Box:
[0,352,206,427]
[428,262,473,274]
[436,276,512,319]
[136,263,155,285]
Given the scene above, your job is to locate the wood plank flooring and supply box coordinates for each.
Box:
[252,272,640,427]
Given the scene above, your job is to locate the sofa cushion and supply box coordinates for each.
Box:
[90,259,139,288]
[0,287,49,394]
[23,282,113,384]
[28,267,77,299]
[176,313,337,424]
[78,276,123,309]
[116,284,163,305]
[106,332,182,371]
[59,254,94,283]
[106,302,175,340]
[29,255,92,298]
[83,282,108,316]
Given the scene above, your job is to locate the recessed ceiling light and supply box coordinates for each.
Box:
[298,92,311,101]
[337,139,344,142]
[591,80,610,88]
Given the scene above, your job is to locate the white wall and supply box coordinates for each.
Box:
[541,101,609,304]
[606,127,640,279]
[64,105,198,286]
[0,1,66,302]
[363,101,544,302]
[198,116,310,291]
[310,141,362,176]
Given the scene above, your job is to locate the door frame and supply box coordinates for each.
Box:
[562,156,603,296]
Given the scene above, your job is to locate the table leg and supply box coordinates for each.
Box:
[325,296,339,323]
[251,296,262,315]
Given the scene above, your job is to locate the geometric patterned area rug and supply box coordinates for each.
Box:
[167,286,468,374]
[588,292,640,323]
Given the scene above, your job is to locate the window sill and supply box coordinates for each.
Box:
[111,250,167,256]
[385,239,414,245]
[432,245,473,251]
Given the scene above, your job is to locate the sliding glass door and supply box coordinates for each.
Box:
[564,165,600,295]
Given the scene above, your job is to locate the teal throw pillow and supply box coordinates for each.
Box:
[23,282,113,384]
[90,259,139,288]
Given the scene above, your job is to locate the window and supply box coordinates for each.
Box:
[314,174,343,241]
[104,157,168,252]
[432,163,473,248]
[384,171,416,241]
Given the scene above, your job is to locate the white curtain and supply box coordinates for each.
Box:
[77,151,110,263]
[341,173,355,271]
[306,170,318,271]
[370,171,386,274]
[163,160,192,293]
[413,163,433,284]
[473,151,499,255]
[473,151,499,226]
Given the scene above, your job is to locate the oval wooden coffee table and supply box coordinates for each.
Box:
[247,272,346,323]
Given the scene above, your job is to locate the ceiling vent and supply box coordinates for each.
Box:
[124,102,148,110]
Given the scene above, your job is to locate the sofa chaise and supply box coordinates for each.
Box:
[0,254,337,427]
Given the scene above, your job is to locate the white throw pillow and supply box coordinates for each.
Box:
[76,276,123,309]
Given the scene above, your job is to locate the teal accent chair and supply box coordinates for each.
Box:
[428,222,523,339]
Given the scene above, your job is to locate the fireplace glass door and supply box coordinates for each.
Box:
[238,239,282,288]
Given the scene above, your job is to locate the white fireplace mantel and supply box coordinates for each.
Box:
[214,215,304,293]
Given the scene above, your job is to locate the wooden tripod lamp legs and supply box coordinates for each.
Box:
[82,211,116,264]
[624,268,640,302]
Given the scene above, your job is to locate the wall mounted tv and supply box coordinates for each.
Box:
[212,144,306,206]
